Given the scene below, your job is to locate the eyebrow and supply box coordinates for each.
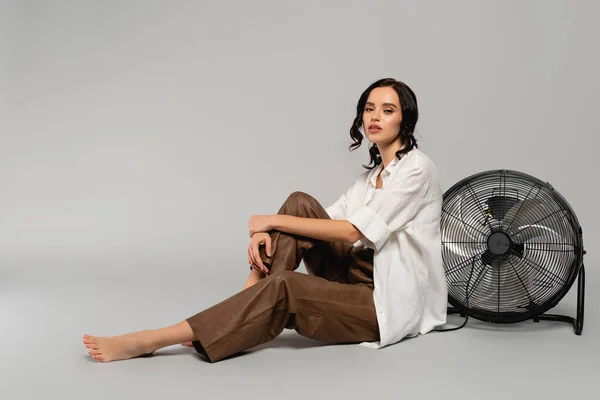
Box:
[365,102,398,109]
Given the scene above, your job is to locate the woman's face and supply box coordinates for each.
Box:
[362,86,403,146]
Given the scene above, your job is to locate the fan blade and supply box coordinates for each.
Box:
[444,193,490,236]
[473,257,537,312]
[442,193,488,258]
[442,216,487,258]
[504,198,570,244]
[459,193,491,240]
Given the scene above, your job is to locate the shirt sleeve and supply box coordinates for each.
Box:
[325,184,353,220]
[324,175,361,220]
[324,193,347,220]
[347,164,430,251]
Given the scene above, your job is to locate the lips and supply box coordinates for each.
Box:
[368,124,382,132]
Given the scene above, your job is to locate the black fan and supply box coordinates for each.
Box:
[441,169,586,334]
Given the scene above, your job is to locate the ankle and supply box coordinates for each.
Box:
[139,330,164,353]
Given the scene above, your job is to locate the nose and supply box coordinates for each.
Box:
[370,110,381,122]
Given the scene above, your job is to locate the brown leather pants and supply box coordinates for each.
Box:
[185,191,379,362]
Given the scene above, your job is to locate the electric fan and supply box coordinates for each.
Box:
[441,169,585,334]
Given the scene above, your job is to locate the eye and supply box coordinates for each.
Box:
[384,110,393,114]
[365,107,373,112]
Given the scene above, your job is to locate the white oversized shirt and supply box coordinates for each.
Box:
[325,148,447,348]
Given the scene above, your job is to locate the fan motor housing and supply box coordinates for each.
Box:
[487,231,511,256]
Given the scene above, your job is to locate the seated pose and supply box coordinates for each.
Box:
[82,77,447,363]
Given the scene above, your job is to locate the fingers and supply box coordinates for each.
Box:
[250,262,262,274]
[252,244,269,274]
[265,236,272,258]
[249,247,257,270]
[248,243,268,275]
[252,237,269,275]
[248,234,273,276]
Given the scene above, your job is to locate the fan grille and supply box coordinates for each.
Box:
[441,170,583,323]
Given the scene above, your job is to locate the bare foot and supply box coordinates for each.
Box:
[181,341,194,347]
[82,332,156,362]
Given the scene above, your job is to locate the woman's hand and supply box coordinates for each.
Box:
[248,232,272,274]
[248,214,276,238]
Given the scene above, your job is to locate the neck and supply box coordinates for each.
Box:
[377,138,404,170]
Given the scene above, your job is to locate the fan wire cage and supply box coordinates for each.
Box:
[441,169,585,334]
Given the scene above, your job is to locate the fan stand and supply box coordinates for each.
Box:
[533,263,585,335]
[447,264,585,335]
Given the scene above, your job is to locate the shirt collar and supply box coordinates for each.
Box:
[368,147,410,187]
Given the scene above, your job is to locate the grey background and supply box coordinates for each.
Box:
[1,0,598,399]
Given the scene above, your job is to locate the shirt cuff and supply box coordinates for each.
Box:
[347,206,392,251]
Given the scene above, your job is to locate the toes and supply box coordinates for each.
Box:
[85,343,99,350]
[88,349,101,356]
[92,354,105,362]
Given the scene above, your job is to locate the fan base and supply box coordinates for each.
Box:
[447,264,585,335]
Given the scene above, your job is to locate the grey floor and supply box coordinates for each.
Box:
[2,254,598,400]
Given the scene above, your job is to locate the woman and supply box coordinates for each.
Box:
[81,78,448,363]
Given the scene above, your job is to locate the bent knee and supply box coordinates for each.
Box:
[285,191,317,205]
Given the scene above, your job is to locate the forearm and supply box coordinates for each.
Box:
[272,215,361,243]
